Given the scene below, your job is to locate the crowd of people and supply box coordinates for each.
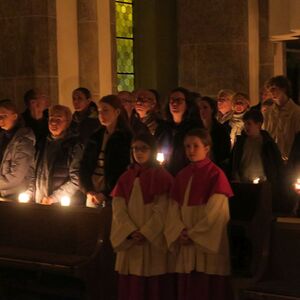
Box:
[1,75,300,299]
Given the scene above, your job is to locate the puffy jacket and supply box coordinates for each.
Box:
[0,126,35,198]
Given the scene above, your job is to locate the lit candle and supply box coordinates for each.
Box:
[60,196,71,206]
[253,177,260,184]
[156,152,165,164]
[294,178,300,190]
[18,193,30,203]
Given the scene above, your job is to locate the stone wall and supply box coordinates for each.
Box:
[0,0,58,109]
[178,0,250,97]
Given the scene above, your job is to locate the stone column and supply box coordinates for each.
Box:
[77,0,113,100]
[134,0,177,98]
[56,0,79,108]
[0,0,58,109]
[259,0,274,91]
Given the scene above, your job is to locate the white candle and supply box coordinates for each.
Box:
[18,193,30,203]
[253,177,260,184]
[295,178,300,190]
[60,196,71,206]
[156,152,165,164]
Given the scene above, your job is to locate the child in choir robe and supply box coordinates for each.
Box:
[110,133,174,300]
[165,128,234,300]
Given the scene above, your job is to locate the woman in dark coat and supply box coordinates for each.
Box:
[197,96,231,169]
[70,87,100,144]
[79,94,132,207]
[165,87,202,176]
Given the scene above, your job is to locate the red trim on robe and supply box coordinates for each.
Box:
[111,164,174,204]
[171,158,233,206]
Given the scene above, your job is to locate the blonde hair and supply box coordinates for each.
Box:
[232,92,250,105]
[217,89,235,101]
[49,105,72,126]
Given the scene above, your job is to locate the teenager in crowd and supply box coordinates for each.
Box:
[79,95,132,207]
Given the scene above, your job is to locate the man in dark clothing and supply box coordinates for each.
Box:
[0,99,35,200]
[32,104,84,205]
[21,88,49,144]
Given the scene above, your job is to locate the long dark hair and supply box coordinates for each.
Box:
[199,96,218,119]
[99,94,131,132]
[165,87,201,124]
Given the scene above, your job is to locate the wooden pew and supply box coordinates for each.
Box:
[0,201,116,300]
[229,182,273,277]
[242,217,300,300]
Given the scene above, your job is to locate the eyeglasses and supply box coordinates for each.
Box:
[136,97,153,104]
[169,97,185,105]
[0,114,9,120]
[131,146,150,153]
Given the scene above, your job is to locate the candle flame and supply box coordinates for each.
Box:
[253,178,260,184]
[60,196,71,206]
[18,193,30,203]
[156,152,165,164]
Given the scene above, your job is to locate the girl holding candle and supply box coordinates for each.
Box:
[165,128,233,300]
[110,133,174,300]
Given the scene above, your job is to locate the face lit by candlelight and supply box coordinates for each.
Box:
[98,102,120,127]
[0,107,18,131]
[132,140,152,166]
[72,90,91,112]
[169,91,187,120]
[184,136,210,162]
[48,113,69,137]
[135,90,156,119]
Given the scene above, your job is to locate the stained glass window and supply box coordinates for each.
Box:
[115,0,134,92]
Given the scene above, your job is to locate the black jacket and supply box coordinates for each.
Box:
[230,130,283,184]
[34,131,84,204]
[21,109,49,144]
[210,119,231,169]
[230,130,284,211]
[166,119,202,176]
[79,127,132,198]
[70,101,100,144]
